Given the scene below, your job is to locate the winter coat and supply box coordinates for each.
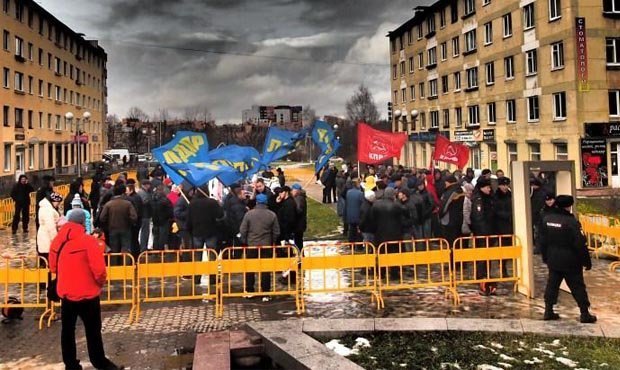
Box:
[359,199,374,233]
[414,188,435,224]
[239,204,280,246]
[99,196,138,232]
[137,166,149,182]
[276,196,298,241]
[531,187,547,226]
[173,196,190,231]
[137,187,153,219]
[470,190,495,236]
[494,189,513,235]
[10,182,34,205]
[223,194,248,237]
[462,197,472,235]
[89,181,101,209]
[344,187,364,224]
[369,199,407,244]
[187,195,224,238]
[37,198,60,254]
[401,197,420,236]
[539,209,591,272]
[35,184,53,224]
[293,192,308,233]
[439,184,466,243]
[49,222,106,301]
[126,191,144,221]
[151,192,174,227]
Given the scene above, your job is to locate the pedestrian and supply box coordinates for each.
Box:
[344,180,364,243]
[89,177,102,222]
[49,211,123,370]
[461,182,475,236]
[291,183,307,251]
[125,179,144,258]
[239,193,280,300]
[10,174,34,234]
[35,175,55,230]
[37,192,63,266]
[137,180,153,252]
[222,184,248,246]
[275,186,297,245]
[150,186,173,251]
[174,184,195,250]
[166,185,181,249]
[359,190,376,244]
[369,188,406,281]
[276,168,286,188]
[414,180,435,239]
[99,184,138,258]
[137,163,149,184]
[397,188,419,250]
[531,178,547,254]
[438,175,465,248]
[470,178,497,296]
[321,165,332,203]
[253,178,275,211]
[66,194,92,234]
[122,155,128,168]
[539,195,597,323]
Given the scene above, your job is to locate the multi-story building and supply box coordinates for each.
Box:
[242,105,303,130]
[1,0,106,189]
[388,0,620,189]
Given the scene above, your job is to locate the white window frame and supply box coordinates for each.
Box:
[610,90,620,117]
[508,143,518,162]
[604,0,620,13]
[505,56,515,79]
[454,71,461,91]
[2,67,9,88]
[502,13,513,38]
[440,8,447,28]
[523,3,535,30]
[551,41,564,70]
[430,110,440,129]
[401,88,406,103]
[466,67,478,89]
[529,143,541,161]
[455,107,463,128]
[555,143,568,160]
[485,62,495,85]
[464,0,475,15]
[527,96,540,122]
[468,105,480,126]
[400,61,406,76]
[484,22,493,45]
[553,91,567,120]
[14,36,23,57]
[443,109,450,128]
[419,82,425,98]
[427,47,437,66]
[440,42,447,61]
[392,64,397,79]
[465,30,476,52]
[14,71,23,91]
[487,102,497,125]
[418,52,424,70]
[483,0,491,5]
[418,25,423,40]
[28,144,35,169]
[429,79,438,97]
[452,36,460,57]
[3,144,11,171]
[506,99,516,123]
[526,49,538,76]
[549,0,562,20]
[427,15,436,35]
[606,38,620,66]
[408,57,414,73]
[410,85,416,101]
[442,75,449,94]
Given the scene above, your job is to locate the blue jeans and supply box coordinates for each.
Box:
[139,218,151,252]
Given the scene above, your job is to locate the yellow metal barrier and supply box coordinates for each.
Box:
[136,249,219,322]
[452,235,522,301]
[218,245,300,317]
[0,255,49,329]
[376,238,456,307]
[300,242,378,312]
[580,214,620,272]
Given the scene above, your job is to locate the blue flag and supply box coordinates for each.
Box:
[260,127,302,167]
[166,162,237,188]
[151,131,209,184]
[311,120,340,172]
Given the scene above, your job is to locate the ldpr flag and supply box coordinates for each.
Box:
[152,131,209,184]
[433,134,470,169]
[357,123,407,164]
[311,120,340,172]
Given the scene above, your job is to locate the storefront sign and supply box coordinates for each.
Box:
[482,129,495,142]
[453,130,475,142]
[409,131,449,142]
[575,17,589,92]
[14,134,25,141]
[584,122,620,137]
[72,134,89,144]
[580,138,608,187]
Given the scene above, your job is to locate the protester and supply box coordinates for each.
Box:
[415,180,435,239]
[461,182,475,236]
[125,179,144,258]
[291,183,307,250]
[49,211,123,370]
[99,184,138,257]
[438,175,465,248]
[359,190,376,244]
[89,177,102,222]
[369,188,406,280]
[35,175,55,229]
[276,168,286,188]
[37,192,63,262]
[137,180,153,252]
[344,179,364,243]
[66,194,92,234]
[397,188,418,245]
[253,178,276,211]
[222,184,248,246]
[137,162,149,184]
[470,178,496,296]
[11,174,34,234]
[539,195,597,323]
[275,186,297,245]
[151,185,174,251]
[174,184,195,250]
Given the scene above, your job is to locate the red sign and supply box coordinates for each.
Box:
[73,134,89,144]
[433,134,469,169]
[575,17,589,92]
[357,123,407,164]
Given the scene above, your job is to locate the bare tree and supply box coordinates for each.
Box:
[302,105,317,126]
[157,108,170,122]
[345,84,380,125]
[126,106,148,122]
[106,114,120,126]
[184,105,212,123]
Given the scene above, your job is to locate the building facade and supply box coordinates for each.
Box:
[242,105,303,129]
[389,0,620,189]
[1,0,107,188]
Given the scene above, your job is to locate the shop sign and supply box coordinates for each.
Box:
[453,130,475,142]
[584,122,620,137]
[409,131,449,142]
[575,18,589,92]
[15,133,25,141]
[482,129,495,142]
[580,138,608,187]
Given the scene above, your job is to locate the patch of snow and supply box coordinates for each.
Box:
[473,344,498,354]
[524,357,544,365]
[556,357,578,368]
[534,347,556,357]
[499,354,516,362]
[497,363,513,369]
[353,337,371,349]
[543,339,562,347]
[325,339,357,357]
[562,351,570,356]
[490,342,505,349]
[600,364,609,367]
[431,346,438,353]
[518,341,526,348]
[441,363,462,369]
[400,364,408,367]
[477,365,504,370]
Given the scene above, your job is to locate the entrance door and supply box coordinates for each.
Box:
[612,143,620,188]
[15,148,25,181]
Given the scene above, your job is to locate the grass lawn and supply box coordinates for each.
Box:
[328,332,620,370]
[305,197,342,239]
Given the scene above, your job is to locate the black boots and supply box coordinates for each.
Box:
[580,307,597,324]
[543,304,560,321]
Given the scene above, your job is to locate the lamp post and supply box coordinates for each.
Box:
[80,111,91,177]
[142,127,156,154]
[65,112,74,175]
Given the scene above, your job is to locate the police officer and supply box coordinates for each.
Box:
[539,195,597,323]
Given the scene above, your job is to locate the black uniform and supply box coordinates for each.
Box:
[539,208,592,312]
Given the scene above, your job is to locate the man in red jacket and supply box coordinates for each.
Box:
[50,211,123,370]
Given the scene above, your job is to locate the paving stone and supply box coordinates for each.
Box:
[303,318,375,338]
[447,318,523,333]
[520,319,605,337]
[192,332,230,370]
[374,317,448,332]
[600,322,620,338]
[298,352,364,370]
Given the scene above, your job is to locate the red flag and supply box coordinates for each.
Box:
[433,134,470,169]
[357,123,407,164]
[426,154,440,209]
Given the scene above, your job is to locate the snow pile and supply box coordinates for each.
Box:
[555,357,579,368]
[440,363,462,369]
[477,365,504,370]
[497,362,513,368]
[499,354,516,362]
[473,344,498,354]
[325,340,357,357]
[354,337,371,349]
[490,342,505,349]
[524,357,544,365]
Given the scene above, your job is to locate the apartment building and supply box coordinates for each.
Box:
[1,0,107,190]
[388,0,620,189]
[242,105,303,130]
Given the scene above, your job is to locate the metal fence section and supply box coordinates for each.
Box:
[218,245,300,317]
[300,242,379,313]
[452,235,523,300]
[102,253,136,322]
[376,238,456,307]
[135,249,219,322]
[580,214,620,272]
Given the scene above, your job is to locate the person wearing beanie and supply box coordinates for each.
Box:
[37,192,63,264]
[66,194,92,234]
[494,177,513,237]
[438,175,465,248]
[414,180,435,239]
[291,184,307,252]
[125,179,144,258]
[539,195,597,324]
[50,205,123,370]
[398,188,419,247]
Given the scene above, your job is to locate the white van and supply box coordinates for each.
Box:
[103,149,130,163]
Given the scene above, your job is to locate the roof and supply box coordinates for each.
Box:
[387,0,453,40]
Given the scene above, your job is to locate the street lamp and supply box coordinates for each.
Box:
[142,127,156,154]
[65,112,74,175]
[410,109,419,131]
[80,111,91,177]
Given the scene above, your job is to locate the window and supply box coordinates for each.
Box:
[401,88,406,102]
[430,111,440,128]
[527,96,540,122]
[418,25,423,39]
[427,47,437,66]
[426,15,436,35]
[2,67,8,88]
[15,36,23,57]
[390,39,396,54]
[38,111,42,129]
[47,82,51,98]
[14,71,23,91]
[551,41,564,69]
[485,62,495,85]
[484,22,493,45]
[524,3,535,29]
[440,8,447,28]
[604,0,620,13]
[2,0,8,13]
[468,105,480,126]
[408,57,414,73]
[47,113,51,129]
[54,57,61,74]
[400,61,406,76]
[451,2,459,23]
[440,42,447,61]
[418,52,423,69]
[442,75,449,93]
[27,110,32,129]
[606,38,620,66]
[4,145,11,171]
[464,0,475,15]
[38,48,43,65]
[465,30,476,52]
[466,67,478,89]
[393,90,398,104]
[549,0,561,20]
[410,85,416,101]
[455,107,463,127]
[55,85,61,101]
[443,109,450,128]
[502,13,513,37]
[3,30,10,51]
[454,71,461,91]
[610,90,620,117]
[27,75,32,94]
[551,91,567,120]
[407,30,412,45]
[420,112,426,130]
[27,42,32,60]
[392,64,397,79]
[429,79,438,97]
[399,36,404,50]
[483,0,491,5]
[55,115,61,130]
[506,99,516,122]
[38,79,42,96]
[452,36,460,57]
[419,82,425,98]
[555,144,568,160]
[508,143,518,162]
[487,102,497,125]
[526,49,538,75]
[529,143,541,161]
[2,106,8,126]
[14,108,23,128]
[15,0,22,21]
[28,145,34,169]
[504,56,515,79]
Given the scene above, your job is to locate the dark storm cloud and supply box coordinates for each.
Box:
[41,0,432,122]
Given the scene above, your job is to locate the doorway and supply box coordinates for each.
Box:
[15,148,25,181]
[612,143,619,188]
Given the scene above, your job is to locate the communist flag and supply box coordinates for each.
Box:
[433,134,469,169]
[357,123,407,164]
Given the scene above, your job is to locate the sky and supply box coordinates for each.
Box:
[39,0,431,123]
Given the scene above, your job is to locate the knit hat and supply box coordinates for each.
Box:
[291,183,302,190]
[555,195,574,208]
[49,192,63,202]
[67,209,86,225]
[256,193,268,204]
[71,194,83,208]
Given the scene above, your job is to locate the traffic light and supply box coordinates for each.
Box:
[387,102,393,122]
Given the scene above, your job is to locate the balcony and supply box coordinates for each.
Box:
[14,54,26,63]
[463,48,477,56]
[76,79,83,86]
[425,63,437,70]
